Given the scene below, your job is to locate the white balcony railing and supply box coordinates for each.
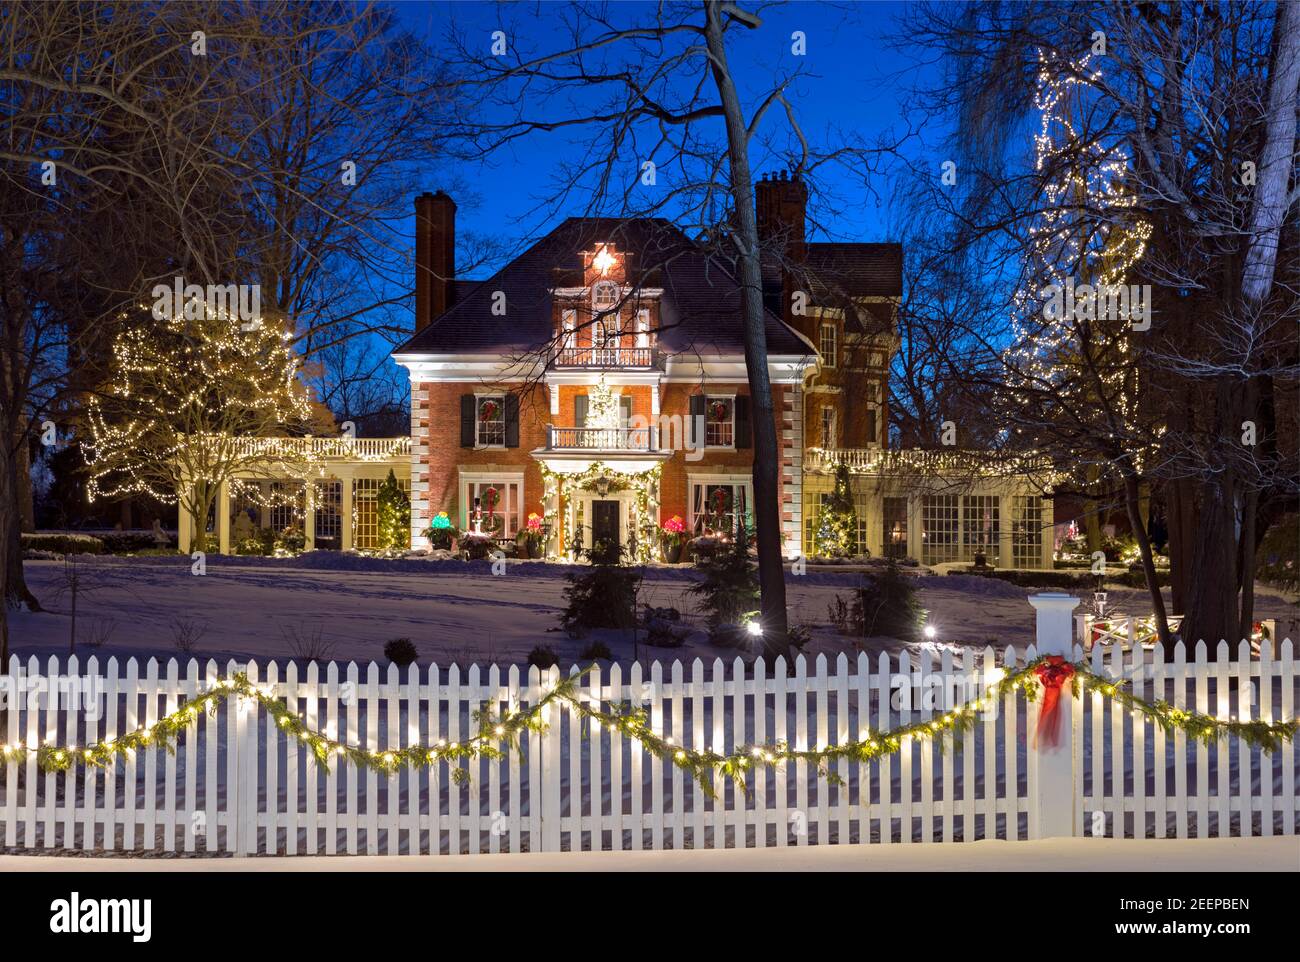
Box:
[545,425,657,451]
[553,346,654,368]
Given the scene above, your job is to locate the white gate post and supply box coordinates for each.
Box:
[1027,592,1080,839]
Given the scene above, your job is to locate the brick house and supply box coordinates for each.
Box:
[393,191,815,558]
[391,178,1055,567]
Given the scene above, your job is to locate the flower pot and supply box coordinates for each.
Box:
[662,541,683,564]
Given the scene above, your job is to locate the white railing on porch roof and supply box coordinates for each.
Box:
[227,436,411,460]
[545,425,658,451]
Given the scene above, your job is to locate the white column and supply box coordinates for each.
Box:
[340,476,354,551]
[1027,592,1081,839]
[217,481,231,555]
[304,481,316,550]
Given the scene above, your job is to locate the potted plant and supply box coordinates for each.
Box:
[423,511,457,550]
[522,512,545,558]
[660,515,686,563]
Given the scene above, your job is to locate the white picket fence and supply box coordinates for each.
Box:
[1,616,1296,856]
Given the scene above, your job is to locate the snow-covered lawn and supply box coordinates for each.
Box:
[1,836,1294,871]
[11,554,1298,669]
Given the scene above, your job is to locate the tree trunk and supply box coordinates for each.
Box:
[1123,471,1172,648]
[2,428,39,612]
[702,0,789,654]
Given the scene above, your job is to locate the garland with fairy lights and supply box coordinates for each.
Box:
[540,460,662,562]
[6,658,1294,795]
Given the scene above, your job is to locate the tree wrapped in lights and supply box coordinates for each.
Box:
[1001,50,1170,642]
[84,306,317,552]
[376,469,410,551]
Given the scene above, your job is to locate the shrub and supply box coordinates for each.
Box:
[280,622,336,663]
[578,640,613,661]
[384,637,419,667]
[559,542,641,637]
[527,645,559,669]
[688,523,759,630]
[1257,515,1298,592]
[170,616,209,654]
[841,560,924,642]
[100,530,164,553]
[20,532,104,555]
[274,528,306,553]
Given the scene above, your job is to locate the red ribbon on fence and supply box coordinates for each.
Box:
[1033,656,1075,749]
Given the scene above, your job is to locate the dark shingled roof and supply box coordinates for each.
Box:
[394,218,812,358]
[761,241,903,335]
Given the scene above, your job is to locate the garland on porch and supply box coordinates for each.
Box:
[539,460,661,562]
[3,657,1294,795]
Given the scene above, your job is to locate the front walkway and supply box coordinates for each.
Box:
[2,836,1294,872]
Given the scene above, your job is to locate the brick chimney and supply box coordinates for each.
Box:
[415,190,456,331]
[755,170,807,261]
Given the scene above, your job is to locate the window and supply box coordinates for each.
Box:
[1012,495,1043,568]
[921,495,960,565]
[704,396,734,447]
[592,281,617,310]
[314,480,341,541]
[269,482,303,532]
[883,497,908,560]
[820,323,837,367]
[475,394,506,447]
[635,309,650,348]
[353,476,409,549]
[461,475,524,538]
[962,495,1000,563]
[561,309,576,349]
[821,406,837,448]
[690,480,749,536]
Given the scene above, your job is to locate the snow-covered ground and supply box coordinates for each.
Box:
[2,836,1294,871]
[11,554,1298,668]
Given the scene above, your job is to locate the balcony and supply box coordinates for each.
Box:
[544,425,659,451]
[552,346,656,369]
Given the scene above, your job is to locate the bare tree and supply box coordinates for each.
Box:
[442,1,897,652]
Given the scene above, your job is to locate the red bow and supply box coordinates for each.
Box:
[1033,656,1075,749]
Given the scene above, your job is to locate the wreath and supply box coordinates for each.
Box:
[710,486,732,513]
[708,399,730,422]
[478,399,500,422]
[481,486,499,514]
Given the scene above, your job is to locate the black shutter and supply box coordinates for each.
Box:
[504,393,520,448]
[460,394,475,447]
[689,394,706,448]
[735,395,752,449]
[575,395,589,427]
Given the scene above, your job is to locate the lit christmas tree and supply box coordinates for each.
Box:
[814,461,859,557]
[84,302,318,552]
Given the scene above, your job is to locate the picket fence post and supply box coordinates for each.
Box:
[1027,592,1081,839]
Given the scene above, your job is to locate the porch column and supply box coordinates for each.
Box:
[340,475,354,551]
[907,495,922,565]
[217,480,231,555]
[999,493,1015,568]
[304,481,316,550]
[1041,493,1056,569]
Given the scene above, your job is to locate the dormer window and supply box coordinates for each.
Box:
[592,280,618,311]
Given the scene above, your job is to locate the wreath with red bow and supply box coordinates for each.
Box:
[478,399,500,422]
[708,399,730,422]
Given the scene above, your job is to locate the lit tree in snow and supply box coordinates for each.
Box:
[84,305,320,553]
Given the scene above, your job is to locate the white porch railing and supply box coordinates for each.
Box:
[227,436,411,460]
[553,346,655,368]
[545,425,658,451]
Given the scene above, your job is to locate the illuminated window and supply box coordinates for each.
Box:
[820,323,837,367]
[821,406,837,447]
[690,480,750,536]
[475,394,506,447]
[922,495,960,565]
[592,281,617,310]
[961,495,1000,563]
[1012,496,1043,568]
[704,396,734,447]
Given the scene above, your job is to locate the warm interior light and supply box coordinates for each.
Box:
[592,245,616,274]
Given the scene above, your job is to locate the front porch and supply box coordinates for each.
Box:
[178,437,411,554]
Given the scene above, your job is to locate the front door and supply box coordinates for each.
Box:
[591,499,620,547]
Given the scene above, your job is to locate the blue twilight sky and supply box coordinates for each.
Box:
[387,0,945,278]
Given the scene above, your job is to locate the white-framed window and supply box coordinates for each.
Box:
[821,406,837,447]
[921,494,960,565]
[460,471,525,538]
[1012,495,1043,568]
[961,495,1000,563]
[475,394,506,447]
[592,280,618,310]
[561,308,576,350]
[595,316,618,348]
[704,395,734,447]
[820,323,837,367]
[688,475,752,537]
[354,475,411,549]
[635,308,650,348]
